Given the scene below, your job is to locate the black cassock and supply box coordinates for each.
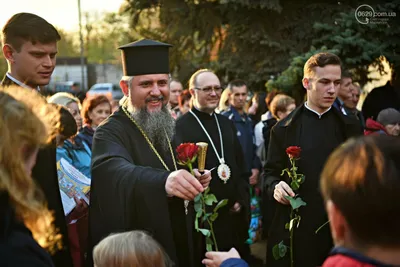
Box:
[264,105,362,267]
[87,108,190,266]
[173,108,250,267]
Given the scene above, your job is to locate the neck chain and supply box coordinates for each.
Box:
[189,110,224,163]
[122,105,177,171]
[189,109,231,183]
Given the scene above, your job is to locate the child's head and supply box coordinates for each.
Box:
[321,135,400,249]
[93,230,171,267]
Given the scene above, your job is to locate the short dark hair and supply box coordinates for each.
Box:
[59,106,77,140]
[303,52,342,78]
[228,79,247,91]
[81,95,111,125]
[2,13,61,51]
[341,69,352,79]
[321,135,400,247]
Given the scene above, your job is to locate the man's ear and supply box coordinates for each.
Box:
[302,77,310,90]
[2,44,15,62]
[326,200,346,246]
[119,80,129,97]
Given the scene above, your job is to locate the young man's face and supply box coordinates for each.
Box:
[303,64,341,113]
[230,85,247,111]
[10,41,58,87]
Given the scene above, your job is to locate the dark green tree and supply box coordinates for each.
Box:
[122,0,357,89]
[266,1,400,99]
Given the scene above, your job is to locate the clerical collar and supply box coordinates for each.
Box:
[304,102,331,119]
[192,106,215,117]
[6,73,40,91]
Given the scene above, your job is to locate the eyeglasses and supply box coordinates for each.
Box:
[194,85,223,94]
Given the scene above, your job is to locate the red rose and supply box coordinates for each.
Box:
[286,146,301,159]
[176,143,199,164]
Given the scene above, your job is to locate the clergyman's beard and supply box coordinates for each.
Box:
[131,104,175,153]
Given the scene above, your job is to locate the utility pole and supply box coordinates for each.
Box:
[78,0,85,91]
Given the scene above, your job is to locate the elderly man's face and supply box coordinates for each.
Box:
[123,74,170,113]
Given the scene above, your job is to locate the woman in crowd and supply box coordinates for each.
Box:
[80,95,112,149]
[0,86,60,266]
[178,89,192,116]
[48,92,83,131]
[48,93,92,178]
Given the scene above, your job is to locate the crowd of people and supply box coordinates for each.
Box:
[1,12,400,267]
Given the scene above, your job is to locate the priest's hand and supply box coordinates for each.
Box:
[249,168,259,185]
[230,202,241,213]
[193,168,212,189]
[202,247,241,267]
[165,170,204,200]
[274,181,295,205]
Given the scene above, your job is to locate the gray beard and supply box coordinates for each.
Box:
[131,105,175,154]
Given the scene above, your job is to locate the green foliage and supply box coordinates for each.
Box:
[267,1,400,98]
[194,192,228,251]
[285,196,307,211]
[272,241,287,260]
[122,0,351,90]
[83,11,133,64]
[311,1,400,86]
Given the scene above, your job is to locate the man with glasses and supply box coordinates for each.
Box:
[174,69,251,266]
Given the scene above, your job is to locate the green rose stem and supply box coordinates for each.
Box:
[201,193,219,251]
[187,161,219,251]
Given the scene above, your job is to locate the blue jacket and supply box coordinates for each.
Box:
[221,258,249,267]
[56,137,92,179]
[221,107,261,172]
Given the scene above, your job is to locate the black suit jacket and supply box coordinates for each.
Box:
[1,74,72,267]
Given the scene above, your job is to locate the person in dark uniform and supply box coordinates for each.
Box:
[264,52,363,267]
[87,39,211,267]
[1,13,72,266]
[173,69,250,266]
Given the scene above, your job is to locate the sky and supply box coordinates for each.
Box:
[0,0,126,32]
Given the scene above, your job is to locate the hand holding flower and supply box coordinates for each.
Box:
[274,181,295,205]
[193,168,212,189]
[165,169,203,200]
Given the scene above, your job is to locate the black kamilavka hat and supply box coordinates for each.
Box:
[118,39,172,76]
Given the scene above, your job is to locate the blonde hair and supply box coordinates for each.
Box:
[93,231,171,267]
[48,92,81,108]
[0,85,61,252]
[218,87,230,112]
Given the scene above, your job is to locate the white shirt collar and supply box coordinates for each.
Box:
[6,73,41,91]
[304,102,331,119]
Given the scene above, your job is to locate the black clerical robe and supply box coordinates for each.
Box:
[1,74,73,267]
[264,105,363,267]
[87,108,189,267]
[174,108,250,266]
